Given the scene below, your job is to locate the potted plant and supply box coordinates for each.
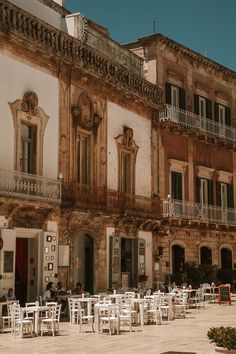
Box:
[207,326,236,353]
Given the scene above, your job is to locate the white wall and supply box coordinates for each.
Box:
[9,0,67,32]
[0,53,59,179]
[107,101,152,197]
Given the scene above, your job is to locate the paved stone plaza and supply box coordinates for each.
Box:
[0,302,235,354]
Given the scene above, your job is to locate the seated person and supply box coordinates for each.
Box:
[42,281,55,302]
[56,282,66,295]
[72,282,84,295]
[0,288,16,302]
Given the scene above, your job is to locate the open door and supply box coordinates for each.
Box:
[0,229,16,297]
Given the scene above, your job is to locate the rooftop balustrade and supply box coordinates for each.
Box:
[160,104,236,143]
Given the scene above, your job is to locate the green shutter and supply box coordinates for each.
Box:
[196,177,201,203]
[227,183,234,208]
[216,181,221,206]
[179,88,185,110]
[225,107,231,126]
[194,94,199,115]
[206,99,212,120]
[207,180,214,205]
[171,172,182,200]
[165,83,172,104]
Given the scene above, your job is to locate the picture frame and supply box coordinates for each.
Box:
[52,236,56,241]
[45,246,49,254]
[51,245,56,252]
[47,235,52,242]
[45,276,49,282]
[48,263,53,271]
[45,256,49,261]
[51,256,54,260]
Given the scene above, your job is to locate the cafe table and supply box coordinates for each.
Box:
[22,305,48,335]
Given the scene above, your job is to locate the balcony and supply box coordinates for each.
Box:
[162,198,236,225]
[0,168,61,204]
[160,104,236,143]
[62,182,159,217]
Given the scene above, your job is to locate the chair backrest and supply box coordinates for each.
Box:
[46,302,58,306]
[26,302,38,307]
[125,292,135,299]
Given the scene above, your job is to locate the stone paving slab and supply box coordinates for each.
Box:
[0,303,235,354]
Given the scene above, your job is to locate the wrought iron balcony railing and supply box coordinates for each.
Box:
[62,182,159,216]
[160,104,236,143]
[162,197,236,225]
[0,168,61,204]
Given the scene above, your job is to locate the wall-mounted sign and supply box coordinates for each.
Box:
[4,251,14,272]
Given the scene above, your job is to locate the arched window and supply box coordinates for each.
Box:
[172,244,185,274]
[200,246,212,265]
[221,248,232,269]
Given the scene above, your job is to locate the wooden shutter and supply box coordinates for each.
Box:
[196,177,201,203]
[216,181,221,206]
[109,236,121,289]
[194,94,199,115]
[207,180,214,205]
[171,172,182,200]
[206,99,212,120]
[227,183,234,208]
[225,107,231,126]
[214,102,219,122]
[165,83,172,104]
[179,88,186,110]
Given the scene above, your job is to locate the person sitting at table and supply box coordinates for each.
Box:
[42,282,55,302]
[72,282,84,295]
[56,281,66,295]
[0,288,16,302]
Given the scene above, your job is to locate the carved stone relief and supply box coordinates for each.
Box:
[71,92,102,135]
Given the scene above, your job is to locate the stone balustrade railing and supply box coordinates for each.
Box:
[0,168,61,204]
[0,0,162,107]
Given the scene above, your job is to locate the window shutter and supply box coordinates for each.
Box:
[207,180,214,205]
[171,172,182,200]
[194,94,199,115]
[227,183,234,208]
[206,99,212,120]
[214,102,219,122]
[216,181,221,206]
[179,88,186,110]
[225,107,231,126]
[165,83,172,104]
[196,177,201,203]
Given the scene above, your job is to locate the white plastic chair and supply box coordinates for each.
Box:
[40,304,61,336]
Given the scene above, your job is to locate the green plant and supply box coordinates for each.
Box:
[207,326,236,350]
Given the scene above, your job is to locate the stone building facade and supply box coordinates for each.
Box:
[0,0,163,300]
[125,33,236,286]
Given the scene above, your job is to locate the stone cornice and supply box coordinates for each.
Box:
[0,0,163,108]
[127,33,236,81]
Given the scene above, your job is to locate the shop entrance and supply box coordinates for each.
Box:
[73,233,94,294]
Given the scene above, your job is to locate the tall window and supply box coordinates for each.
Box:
[20,123,37,174]
[194,94,212,119]
[196,177,214,205]
[216,182,234,209]
[121,152,132,193]
[215,103,231,126]
[171,171,183,200]
[77,134,92,184]
[200,246,212,265]
[165,83,185,109]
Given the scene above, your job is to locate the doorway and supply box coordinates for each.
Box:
[15,238,28,305]
[172,244,185,274]
[73,233,94,294]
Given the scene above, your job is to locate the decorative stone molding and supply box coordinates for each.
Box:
[215,91,231,104]
[195,165,215,179]
[166,70,185,86]
[195,82,210,95]
[9,91,49,174]
[115,126,139,154]
[169,159,188,173]
[217,170,233,183]
[71,92,102,135]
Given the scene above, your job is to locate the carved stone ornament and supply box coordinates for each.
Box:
[71,93,102,134]
[152,110,159,129]
[122,126,133,147]
[21,91,39,116]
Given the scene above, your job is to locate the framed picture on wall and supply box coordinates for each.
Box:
[51,245,56,252]
[45,247,49,254]
[48,263,53,271]
[47,235,52,242]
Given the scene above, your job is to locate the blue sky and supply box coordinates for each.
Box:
[66,0,236,71]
